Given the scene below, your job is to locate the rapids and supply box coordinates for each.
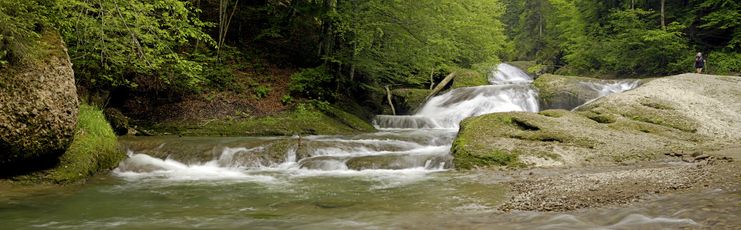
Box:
[2,64,727,229]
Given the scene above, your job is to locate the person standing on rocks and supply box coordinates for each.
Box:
[695,52,706,74]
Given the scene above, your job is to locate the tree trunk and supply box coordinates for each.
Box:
[660,0,666,30]
[217,0,239,60]
[425,72,456,101]
[385,85,396,115]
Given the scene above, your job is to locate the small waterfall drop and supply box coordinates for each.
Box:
[583,80,640,97]
[375,63,539,129]
[117,63,540,179]
[573,80,641,111]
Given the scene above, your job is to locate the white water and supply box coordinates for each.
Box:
[116,64,537,183]
[574,80,640,111]
[43,64,716,229]
[583,80,640,97]
[374,63,539,129]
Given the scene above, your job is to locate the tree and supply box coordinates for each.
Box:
[54,0,214,91]
[0,0,49,66]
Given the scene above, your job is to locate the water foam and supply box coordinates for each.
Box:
[574,80,640,111]
[375,63,538,129]
[113,151,275,182]
[582,80,640,97]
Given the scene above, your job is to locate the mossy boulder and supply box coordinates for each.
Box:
[104,108,131,135]
[453,74,741,169]
[0,31,78,175]
[390,88,431,114]
[451,69,488,89]
[533,74,602,110]
[10,104,126,183]
[533,74,648,110]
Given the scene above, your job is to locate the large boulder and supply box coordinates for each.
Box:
[0,31,78,173]
[450,69,488,89]
[533,74,647,110]
[453,74,741,169]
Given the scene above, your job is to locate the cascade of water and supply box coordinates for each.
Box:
[489,63,533,84]
[374,63,539,129]
[116,64,540,178]
[583,80,640,97]
[573,80,641,111]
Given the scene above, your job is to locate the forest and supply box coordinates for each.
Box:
[1,0,739,112]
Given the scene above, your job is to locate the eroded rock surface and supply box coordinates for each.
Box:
[0,31,78,171]
[453,74,741,169]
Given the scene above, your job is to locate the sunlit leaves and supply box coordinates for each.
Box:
[55,0,215,90]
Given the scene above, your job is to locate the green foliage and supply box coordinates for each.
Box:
[697,0,740,50]
[281,95,293,105]
[503,0,739,76]
[253,85,270,99]
[289,66,335,100]
[15,104,125,184]
[707,52,741,74]
[49,104,125,183]
[569,10,688,75]
[330,0,507,85]
[54,0,214,91]
[0,0,48,66]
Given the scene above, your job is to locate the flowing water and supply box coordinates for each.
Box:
[1,64,736,229]
[572,80,641,111]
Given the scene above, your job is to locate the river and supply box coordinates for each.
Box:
[4,64,735,229]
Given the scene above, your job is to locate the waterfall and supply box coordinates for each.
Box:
[116,64,541,178]
[573,80,641,111]
[583,80,640,97]
[374,63,539,129]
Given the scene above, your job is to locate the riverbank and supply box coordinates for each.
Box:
[451,73,741,217]
[453,74,741,169]
[498,145,739,212]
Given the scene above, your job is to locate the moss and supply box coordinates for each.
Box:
[451,69,488,89]
[581,111,617,124]
[316,104,376,132]
[148,103,375,136]
[453,136,524,170]
[12,104,125,184]
[539,109,567,118]
[639,98,676,110]
[452,114,529,169]
[392,88,432,113]
[624,110,697,133]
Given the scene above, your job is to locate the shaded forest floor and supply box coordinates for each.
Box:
[119,64,297,123]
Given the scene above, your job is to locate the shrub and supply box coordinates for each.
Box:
[281,95,293,105]
[707,52,741,74]
[253,85,270,99]
[289,66,335,101]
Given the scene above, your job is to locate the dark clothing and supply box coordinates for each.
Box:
[695,57,705,68]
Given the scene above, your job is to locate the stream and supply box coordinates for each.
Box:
[3,64,736,229]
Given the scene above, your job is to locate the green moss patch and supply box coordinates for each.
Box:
[451,69,488,89]
[452,135,524,170]
[392,88,432,113]
[148,103,375,136]
[538,109,567,118]
[12,104,125,184]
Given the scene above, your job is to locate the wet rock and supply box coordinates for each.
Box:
[694,154,710,161]
[533,74,645,110]
[104,108,130,135]
[390,88,432,115]
[454,74,741,169]
[0,31,78,174]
